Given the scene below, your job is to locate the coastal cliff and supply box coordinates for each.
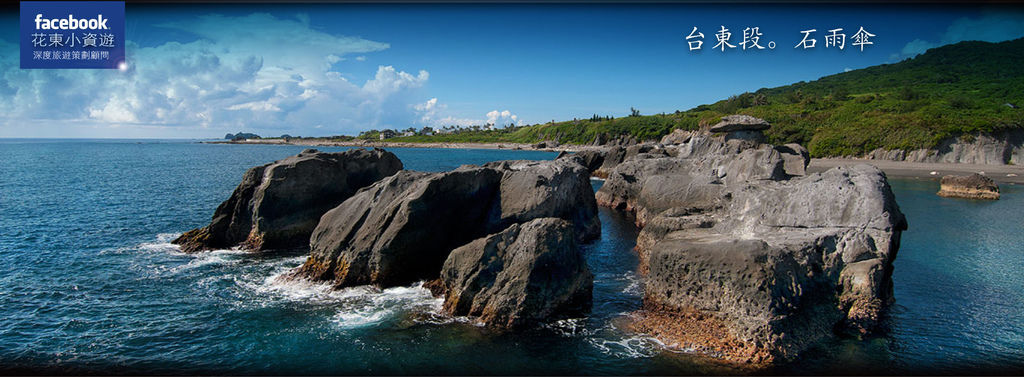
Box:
[865,129,1024,165]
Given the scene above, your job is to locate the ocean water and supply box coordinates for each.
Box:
[0,139,1021,375]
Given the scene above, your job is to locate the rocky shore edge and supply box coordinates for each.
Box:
[181,115,916,366]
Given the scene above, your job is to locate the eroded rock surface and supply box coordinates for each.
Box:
[289,158,599,290]
[173,148,402,253]
[937,173,1000,200]
[595,116,907,364]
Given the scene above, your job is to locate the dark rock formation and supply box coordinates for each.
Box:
[484,159,601,240]
[937,173,1000,200]
[563,149,606,173]
[593,119,907,364]
[173,148,402,253]
[436,217,593,328]
[225,132,261,140]
[289,158,599,289]
[593,146,626,178]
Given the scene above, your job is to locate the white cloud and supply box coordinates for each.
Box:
[896,10,1024,60]
[0,13,433,138]
[410,98,522,129]
[486,109,519,126]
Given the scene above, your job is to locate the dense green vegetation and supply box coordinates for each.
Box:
[386,38,1024,157]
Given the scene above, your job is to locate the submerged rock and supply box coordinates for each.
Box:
[937,173,1000,200]
[173,148,402,253]
[437,217,593,327]
[289,158,599,291]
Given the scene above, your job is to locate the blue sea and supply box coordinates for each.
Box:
[1,139,1022,375]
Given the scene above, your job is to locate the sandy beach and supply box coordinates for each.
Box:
[810,159,1024,185]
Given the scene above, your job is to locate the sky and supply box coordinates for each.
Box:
[1,3,1023,138]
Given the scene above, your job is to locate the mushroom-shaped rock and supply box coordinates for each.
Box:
[708,115,771,132]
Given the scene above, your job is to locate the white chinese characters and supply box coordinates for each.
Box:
[687,26,874,52]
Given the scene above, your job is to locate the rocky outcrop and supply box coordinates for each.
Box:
[436,218,593,328]
[660,129,693,145]
[775,143,810,176]
[595,116,907,364]
[596,141,787,227]
[563,149,606,173]
[289,158,599,290]
[634,165,906,364]
[590,143,671,178]
[937,173,1000,200]
[865,129,1024,165]
[173,148,402,253]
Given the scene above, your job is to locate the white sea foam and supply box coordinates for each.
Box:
[169,247,249,273]
[583,316,667,359]
[333,306,395,328]
[621,273,643,296]
[544,317,591,337]
[252,270,443,329]
[101,232,183,255]
[588,333,665,359]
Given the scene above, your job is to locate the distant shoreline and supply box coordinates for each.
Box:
[210,138,1024,185]
[203,138,598,152]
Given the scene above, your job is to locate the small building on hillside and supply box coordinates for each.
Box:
[379,130,396,140]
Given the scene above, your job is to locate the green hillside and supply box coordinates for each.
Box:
[388,38,1024,158]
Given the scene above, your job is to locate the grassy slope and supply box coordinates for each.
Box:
[386,38,1024,158]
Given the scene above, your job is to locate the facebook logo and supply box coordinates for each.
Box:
[20,1,125,69]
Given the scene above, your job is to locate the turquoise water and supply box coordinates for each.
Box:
[1,139,1022,374]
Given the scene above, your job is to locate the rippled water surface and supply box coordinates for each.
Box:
[1,139,1022,374]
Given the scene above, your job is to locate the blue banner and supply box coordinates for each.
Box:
[20,1,126,69]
